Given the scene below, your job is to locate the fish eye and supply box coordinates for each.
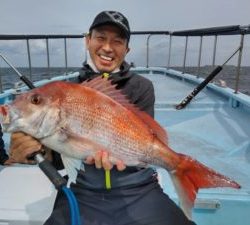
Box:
[30,94,42,105]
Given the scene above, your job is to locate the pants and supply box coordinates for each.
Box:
[44,180,196,225]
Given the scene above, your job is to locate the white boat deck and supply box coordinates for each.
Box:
[0,165,57,225]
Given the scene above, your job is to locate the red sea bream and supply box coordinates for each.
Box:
[0,77,240,219]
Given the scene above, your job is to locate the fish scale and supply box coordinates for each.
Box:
[65,93,151,160]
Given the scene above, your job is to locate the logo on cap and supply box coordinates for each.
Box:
[104,11,129,32]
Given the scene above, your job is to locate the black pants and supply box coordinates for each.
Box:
[44,181,196,225]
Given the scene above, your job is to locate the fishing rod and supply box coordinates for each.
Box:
[175,46,241,110]
[0,53,81,225]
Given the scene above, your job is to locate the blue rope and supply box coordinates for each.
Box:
[62,186,82,225]
[67,187,82,225]
[62,187,76,225]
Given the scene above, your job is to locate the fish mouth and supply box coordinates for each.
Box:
[0,105,20,132]
[0,105,10,124]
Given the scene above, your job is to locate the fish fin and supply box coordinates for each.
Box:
[130,108,168,145]
[82,76,168,145]
[61,154,82,186]
[168,153,241,219]
[81,76,130,106]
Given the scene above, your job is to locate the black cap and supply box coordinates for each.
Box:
[89,11,130,41]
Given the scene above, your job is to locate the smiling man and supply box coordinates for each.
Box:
[9,11,196,225]
[86,27,129,73]
[84,11,130,74]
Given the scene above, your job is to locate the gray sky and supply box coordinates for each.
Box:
[0,0,250,67]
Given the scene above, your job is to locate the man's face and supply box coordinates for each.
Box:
[86,25,130,73]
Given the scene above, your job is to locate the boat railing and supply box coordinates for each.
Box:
[0,25,249,93]
[0,34,84,93]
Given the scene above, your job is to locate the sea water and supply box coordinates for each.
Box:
[0,66,249,95]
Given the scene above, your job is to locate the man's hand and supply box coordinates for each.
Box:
[6,132,43,164]
[85,150,126,171]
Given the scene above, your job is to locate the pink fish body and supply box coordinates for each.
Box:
[0,77,240,219]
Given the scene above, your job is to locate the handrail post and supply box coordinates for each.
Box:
[212,35,218,68]
[0,63,2,92]
[167,34,172,69]
[146,34,152,68]
[26,39,32,80]
[64,38,68,74]
[197,36,203,76]
[84,36,88,62]
[46,38,50,78]
[234,34,244,94]
[182,36,188,73]
[84,48,88,62]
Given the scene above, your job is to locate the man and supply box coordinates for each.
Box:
[8,11,196,225]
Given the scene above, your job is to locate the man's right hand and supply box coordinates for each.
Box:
[6,132,42,164]
[85,150,126,171]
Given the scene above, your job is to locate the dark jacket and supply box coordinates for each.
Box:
[0,125,8,165]
[52,61,157,189]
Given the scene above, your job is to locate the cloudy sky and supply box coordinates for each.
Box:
[0,0,250,67]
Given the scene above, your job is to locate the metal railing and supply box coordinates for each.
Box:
[0,25,249,93]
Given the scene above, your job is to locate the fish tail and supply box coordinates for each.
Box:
[168,153,241,219]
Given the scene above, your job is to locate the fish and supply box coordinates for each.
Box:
[0,76,240,219]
